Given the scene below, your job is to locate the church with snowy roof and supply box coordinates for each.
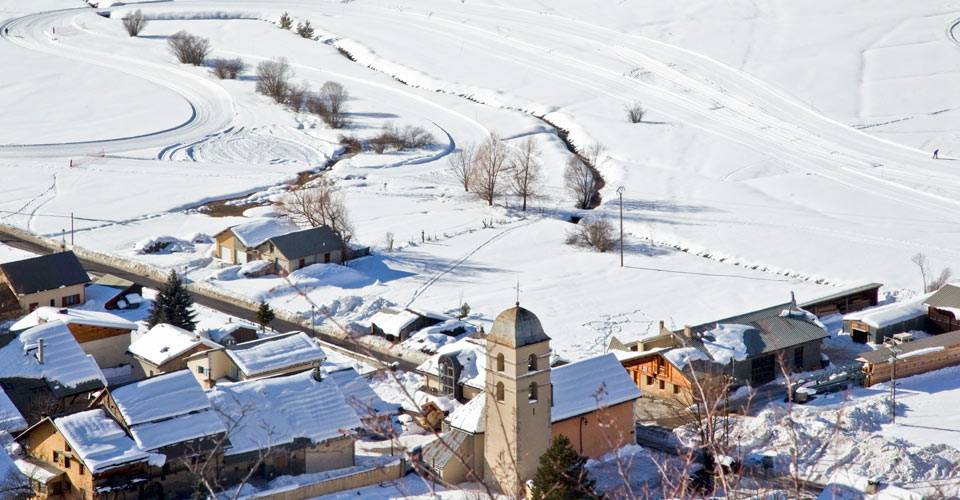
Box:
[416,304,641,496]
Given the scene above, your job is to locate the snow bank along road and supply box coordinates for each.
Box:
[0,7,234,157]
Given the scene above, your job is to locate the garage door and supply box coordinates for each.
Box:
[220,246,232,262]
[236,250,248,264]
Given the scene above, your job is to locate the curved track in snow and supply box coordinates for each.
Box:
[0,7,235,158]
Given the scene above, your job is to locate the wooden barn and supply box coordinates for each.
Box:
[799,283,882,318]
[843,296,930,344]
[923,284,960,333]
[858,329,960,386]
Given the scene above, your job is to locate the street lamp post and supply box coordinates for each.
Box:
[616,186,625,267]
[888,345,902,423]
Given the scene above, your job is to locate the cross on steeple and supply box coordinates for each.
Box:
[514,280,522,307]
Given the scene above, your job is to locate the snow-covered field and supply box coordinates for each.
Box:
[2,0,959,364]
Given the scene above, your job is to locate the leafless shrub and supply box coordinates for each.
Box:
[929,267,954,292]
[369,122,435,153]
[471,132,509,206]
[626,102,646,123]
[296,20,314,38]
[583,142,607,168]
[256,58,293,104]
[448,143,476,192]
[279,11,293,30]
[399,124,434,149]
[167,31,211,66]
[912,252,954,292]
[121,9,146,37]
[369,133,393,154]
[278,181,354,242]
[565,157,599,209]
[566,216,615,252]
[510,136,542,211]
[287,81,309,112]
[385,232,394,251]
[211,57,245,79]
[338,134,363,154]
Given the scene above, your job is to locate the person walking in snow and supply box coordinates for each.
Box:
[933,149,939,159]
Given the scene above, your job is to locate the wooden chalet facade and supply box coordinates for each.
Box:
[924,284,960,333]
[858,329,960,386]
[799,283,882,318]
[0,251,89,317]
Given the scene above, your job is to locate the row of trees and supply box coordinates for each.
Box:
[448,133,605,212]
[255,57,352,129]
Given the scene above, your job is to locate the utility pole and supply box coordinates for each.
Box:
[888,345,902,423]
[70,212,74,247]
[311,304,316,337]
[617,186,625,267]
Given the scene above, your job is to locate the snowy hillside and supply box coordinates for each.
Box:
[1,0,959,361]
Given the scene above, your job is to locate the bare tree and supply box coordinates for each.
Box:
[448,144,476,192]
[211,57,245,79]
[318,81,350,128]
[471,132,510,206]
[256,58,293,104]
[510,136,542,211]
[911,253,929,292]
[278,181,354,242]
[121,9,147,37]
[565,157,599,209]
[167,31,211,66]
[288,81,309,112]
[566,217,615,252]
[912,252,953,292]
[181,395,279,500]
[625,102,646,123]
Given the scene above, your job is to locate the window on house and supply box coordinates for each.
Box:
[646,376,653,386]
[528,354,537,372]
[64,457,71,469]
[439,358,456,397]
[496,353,505,372]
[197,366,205,374]
[324,252,331,264]
[496,382,505,402]
[276,455,288,469]
[29,303,38,312]
[794,347,804,371]
[673,384,680,394]
[528,382,538,402]
[78,464,83,475]
[62,294,80,306]
[49,299,55,307]
[299,258,306,269]
[659,380,665,390]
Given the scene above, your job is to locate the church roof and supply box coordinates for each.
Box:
[487,305,550,348]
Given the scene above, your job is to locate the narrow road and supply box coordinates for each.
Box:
[0,230,420,372]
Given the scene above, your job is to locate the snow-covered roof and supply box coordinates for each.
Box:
[416,337,486,389]
[610,346,670,363]
[370,309,420,336]
[53,409,164,474]
[128,323,220,367]
[206,370,363,456]
[0,321,106,396]
[662,346,712,370]
[128,410,226,451]
[699,324,750,365]
[194,316,258,345]
[844,293,931,329]
[110,370,213,426]
[0,389,26,433]
[550,353,642,422]
[225,332,326,377]
[15,458,61,484]
[326,367,398,416]
[10,307,137,333]
[447,392,485,433]
[227,218,300,248]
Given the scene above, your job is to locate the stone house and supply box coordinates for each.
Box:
[213,219,299,266]
[255,226,345,276]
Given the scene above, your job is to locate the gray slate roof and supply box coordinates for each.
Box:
[924,284,960,310]
[420,428,469,469]
[0,251,89,296]
[684,303,829,359]
[265,226,343,261]
[487,306,551,348]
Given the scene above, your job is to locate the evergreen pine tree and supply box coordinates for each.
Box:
[256,300,276,332]
[531,435,597,500]
[279,12,293,30]
[147,270,197,331]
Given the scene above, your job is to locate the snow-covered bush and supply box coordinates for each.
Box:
[167,31,211,66]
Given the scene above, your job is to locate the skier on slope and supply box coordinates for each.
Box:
[933,149,939,159]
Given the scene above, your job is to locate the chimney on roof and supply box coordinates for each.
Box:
[659,320,664,331]
[683,326,691,338]
[37,338,44,365]
[58,309,68,315]
[312,365,324,382]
